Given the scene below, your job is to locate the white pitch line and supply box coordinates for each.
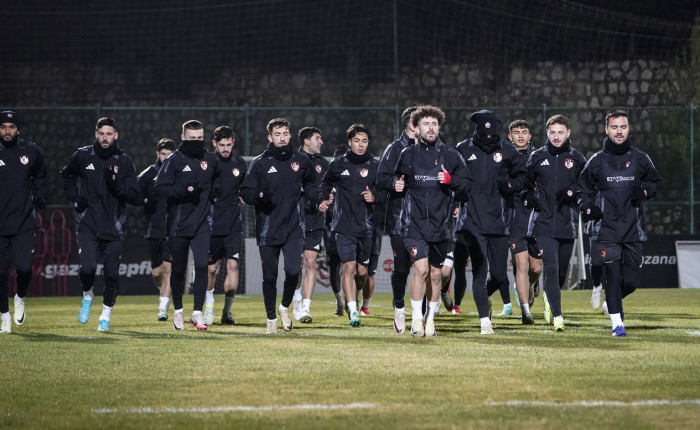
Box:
[487,399,700,407]
[93,402,377,414]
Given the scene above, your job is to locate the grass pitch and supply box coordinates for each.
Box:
[2,289,699,429]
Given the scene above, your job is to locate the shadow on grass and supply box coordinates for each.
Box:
[16,331,119,344]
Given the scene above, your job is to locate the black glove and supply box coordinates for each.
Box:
[104,165,124,195]
[209,188,221,204]
[630,185,647,205]
[521,190,540,211]
[255,189,275,210]
[582,205,603,222]
[34,196,47,210]
[184,183,201,199]
[556,188,576,209]
[74,196,89,213]
[497,178,514,195]
[143,197,158,212]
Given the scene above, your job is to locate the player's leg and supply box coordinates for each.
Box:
[11,230,34,326]
[76,228,99,324]
[96,238,123,332]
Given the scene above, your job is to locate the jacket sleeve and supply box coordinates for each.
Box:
[301,158,319,209]
[376,143,403,192]
[60,151,82,204]
[639,151,662,199]
[117,160,142,206]
[31,146,47,202]
[505,147,528,193]
[524,152,538,192]
[319,161,337,203]
[239,158,261,205]
[155,156,184,200]
[448,151,471,202]
[576,157,598,210]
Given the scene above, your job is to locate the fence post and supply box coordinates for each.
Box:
[541,103,548,145]
[690,102,695,234]
[244,104,251,157]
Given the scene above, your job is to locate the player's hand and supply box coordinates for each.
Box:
[33,196,47,210]
[630,185,647,206]
[582,205,603,222]
[362,186,374,203]
[438,165,451,184]
[497,177,513,195]
[394,175,405,192]
[556,188,576,209]
[74,195,89,213]
[521,190,541,211]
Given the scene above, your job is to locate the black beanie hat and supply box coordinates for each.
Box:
[469,109,500,136]
[1,111,21,129]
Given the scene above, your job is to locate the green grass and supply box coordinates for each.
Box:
[2,289,700,429]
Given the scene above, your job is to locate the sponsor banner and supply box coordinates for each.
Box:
[675,240,700,289]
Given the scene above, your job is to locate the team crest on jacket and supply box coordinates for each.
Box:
[315,164,322,174]
[493,152,502,163]
[113,165,119,173]
[232,168,240,177]
[200,161,208,170]
[291,161,299,172]
[20,155,29,165]
[360,168,368,177]
[510,241,516,251]
[625,161,631,168]
[564,158,574,169]
[600,248,606,259]
[410,246,418,258]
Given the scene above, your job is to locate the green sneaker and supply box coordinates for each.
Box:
[349,311,361,327]
[553,315,565,332]
[497,303,513,317]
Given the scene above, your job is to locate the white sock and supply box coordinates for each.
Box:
[480,316,491,325]
[1,312,10,320]
[205,290,215,305]
[83,288,94,301]
[294,289,303,301]
[100,305,113,322]
[521,303,530,314]
[302,298,311,311]
[14,294,24,303]
[192,310,203,317]
[426,301,439,322]
[411,299,423,322]
[610,313,623,328]
[174,308,184,315]
[347,301,358,315]
[159,296,170,310]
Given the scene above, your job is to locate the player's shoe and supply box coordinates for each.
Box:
[591,286,603,310]
[553,315,565,332]
[190,313,208,330]
[299,309,313,324]
[411,319,425,338]
[266,319,278,334]
[157,309,168,321]
[278,305,293,332]
[292,296,303,321]
[481,319,494,335]
[612,325,627,337]
[0,318,11,333]
[349,311,361,327]
[441,291,454,312]
[393,307,406,334]
[451,305,461,315]
[78,298,93,324]
[204,302,215,326]
[602,301,609,316]
[360,307,370,316]
[424,320,437,338]
[221,312,235,325]
[497,303,513,317]
[334,300,345,317]
[97,319,110,332]
[13,297,25,326]
[522,312,534,325]
[173,311,185,331]
[513,284,520,308]
[543,292,552,324]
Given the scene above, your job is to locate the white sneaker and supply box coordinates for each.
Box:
[292,296,303,321]
[299,308,313,324]
[0,318,11,333]
[425,320,436,337]
[172,311,185,331]
[278,305,293,332]
[602,301,609,316]
[157,308,168,321]
[266,318,278,334]
[591,286,603,310]
[411,319,425,338]
[481,319,494,335]
[204,302,215,326]
[14,297,25,326]
[393,308,406,334]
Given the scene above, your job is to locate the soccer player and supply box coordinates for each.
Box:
[325,144,348,317]
[318,124,380,327]
[154,120,221,331]
[0,110,46,333]
[205,126,247,326]
[455,110,526,334]
[360,195,386,317]
[61,117,141,332]
[577,109,661,337]
[507,120,542,324]
[292,126,329,323]
[375,106,418,333]
[522,114,587,331]
[240,118,317,334]
[393,105,470,337]
[137,138,175,321]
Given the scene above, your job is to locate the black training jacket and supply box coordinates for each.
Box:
[455,138,527,236]
[61,143,140,240]
[577,139,661,243]
[395,139,470,242]
[137,160,167,239]
[0,138,46,235]
[375,131,413,236]
[211,152,247,236]
[154,149,220,238]
[526,141,587,239]
[240,143,317,246]
[509,144,536,238]
[300,149,330,233]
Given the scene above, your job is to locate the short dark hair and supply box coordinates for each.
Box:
[213,125,234,142]
[346,123,371,141]
[156,138,175,152]
[545,114,569,129]
[605,109,628,126]
[410,105,445,127]
[96,117,117,131]
[267,118,290,134]
[508,119,530,133]
[299,127,321,144]
[182,120,203,134]
[333,144,348,158]
[401,106,419,127]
